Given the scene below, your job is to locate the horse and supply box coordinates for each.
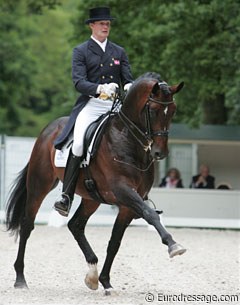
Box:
[6,73,185,294]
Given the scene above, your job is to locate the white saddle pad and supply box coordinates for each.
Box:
[54,115,109,168]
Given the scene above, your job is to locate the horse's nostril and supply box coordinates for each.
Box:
[154,152,161,159]
[154,151,167,160]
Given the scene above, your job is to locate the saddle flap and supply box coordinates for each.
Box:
[54,112,114,168]
[83,112,113,159]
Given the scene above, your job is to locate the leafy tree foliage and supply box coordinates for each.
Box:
[0,0,77,135]
[73,0,240,126]
[1,0,239,136]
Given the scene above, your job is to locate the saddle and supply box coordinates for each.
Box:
[82,111,113,161]
[81,112,114,204]
[54,112,114,168]
[54,111,116,204]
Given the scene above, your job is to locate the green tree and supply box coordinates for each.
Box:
[1,0,240,136]
[74,0,240,125]
[0,0,77,135]
[157,0,240,125]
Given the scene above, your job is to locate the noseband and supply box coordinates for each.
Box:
[118,92,174,152]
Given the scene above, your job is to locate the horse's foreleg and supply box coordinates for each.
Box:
[67,199,100,290]
[99,207,134,294]
[114,185,186,258]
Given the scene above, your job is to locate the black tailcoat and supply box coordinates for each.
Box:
[54,38,133,149]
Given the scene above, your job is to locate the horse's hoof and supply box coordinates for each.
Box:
[14,281,28,289]
[168,243,187,258]
[104,288,115,296]
[85,264,99,290]
[85,274,99,290]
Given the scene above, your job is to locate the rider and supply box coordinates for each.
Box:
[54,7,133,216]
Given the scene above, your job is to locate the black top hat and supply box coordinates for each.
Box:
[85,7,115,24]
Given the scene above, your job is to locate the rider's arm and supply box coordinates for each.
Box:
[72,45,99,96]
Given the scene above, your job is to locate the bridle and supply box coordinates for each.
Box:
[118,83,175,152]
[145,95,174,137]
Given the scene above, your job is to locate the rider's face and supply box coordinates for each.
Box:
[90,20,111,42]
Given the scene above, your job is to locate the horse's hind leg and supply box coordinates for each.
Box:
[14,169,58,288]
[99,206,134,294]
[14,216,34,288]
[67,198,100,290]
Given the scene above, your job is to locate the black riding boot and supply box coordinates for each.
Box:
[54,150,81,217]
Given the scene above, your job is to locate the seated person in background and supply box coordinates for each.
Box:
[217,182,232,190]
[190,164,215,189]
[159,168,184,188]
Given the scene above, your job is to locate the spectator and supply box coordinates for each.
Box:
[190,164,215,189]
[217,182,232,190]
[159,168,184,188]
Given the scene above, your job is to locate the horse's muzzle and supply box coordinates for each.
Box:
[153,151,168,160]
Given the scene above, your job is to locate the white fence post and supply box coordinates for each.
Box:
[0,135,6,223]
[0,136,5,211]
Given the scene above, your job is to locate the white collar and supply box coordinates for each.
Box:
[91,35,107,52]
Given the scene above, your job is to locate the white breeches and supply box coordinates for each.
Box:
[72,97,113,157]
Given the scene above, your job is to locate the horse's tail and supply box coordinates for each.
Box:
[5,163,29,237]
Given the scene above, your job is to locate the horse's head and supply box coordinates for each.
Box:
[146,79,184,159]
[121,74,184,160]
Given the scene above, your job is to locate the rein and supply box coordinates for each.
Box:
[113,157,155,172]
[118,94,174,152]
[118,110,153,152]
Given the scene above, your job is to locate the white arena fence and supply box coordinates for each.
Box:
[0,135,239,229]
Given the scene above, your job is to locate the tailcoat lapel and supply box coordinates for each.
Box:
[88,38,104,57]
[101,41,114,64]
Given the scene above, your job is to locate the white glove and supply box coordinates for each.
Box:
[108,82,119,94]
[97,83,119,100]
[124,83,132,91]
[97,83,119,95]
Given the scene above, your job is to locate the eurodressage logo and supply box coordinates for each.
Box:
[145,292,240,303]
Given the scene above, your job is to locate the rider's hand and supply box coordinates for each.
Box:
[97,83,119,98]
[124,83,132,91]
[108,82,119,92]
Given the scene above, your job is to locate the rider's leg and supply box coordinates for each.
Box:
[54,149,82,216]
[54,105,94,216]
[72,98,114,156]
[54,98,113,216]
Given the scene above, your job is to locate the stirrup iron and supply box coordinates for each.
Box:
[54,194,72,217]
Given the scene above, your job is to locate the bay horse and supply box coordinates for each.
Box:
[6,74,185,294]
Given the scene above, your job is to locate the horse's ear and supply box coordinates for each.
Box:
[171,82,184,94]
[152,82,160,95]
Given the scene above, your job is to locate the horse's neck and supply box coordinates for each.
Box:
[108,115,151,164]
[121,99,141,123]
[121,93,150,125]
